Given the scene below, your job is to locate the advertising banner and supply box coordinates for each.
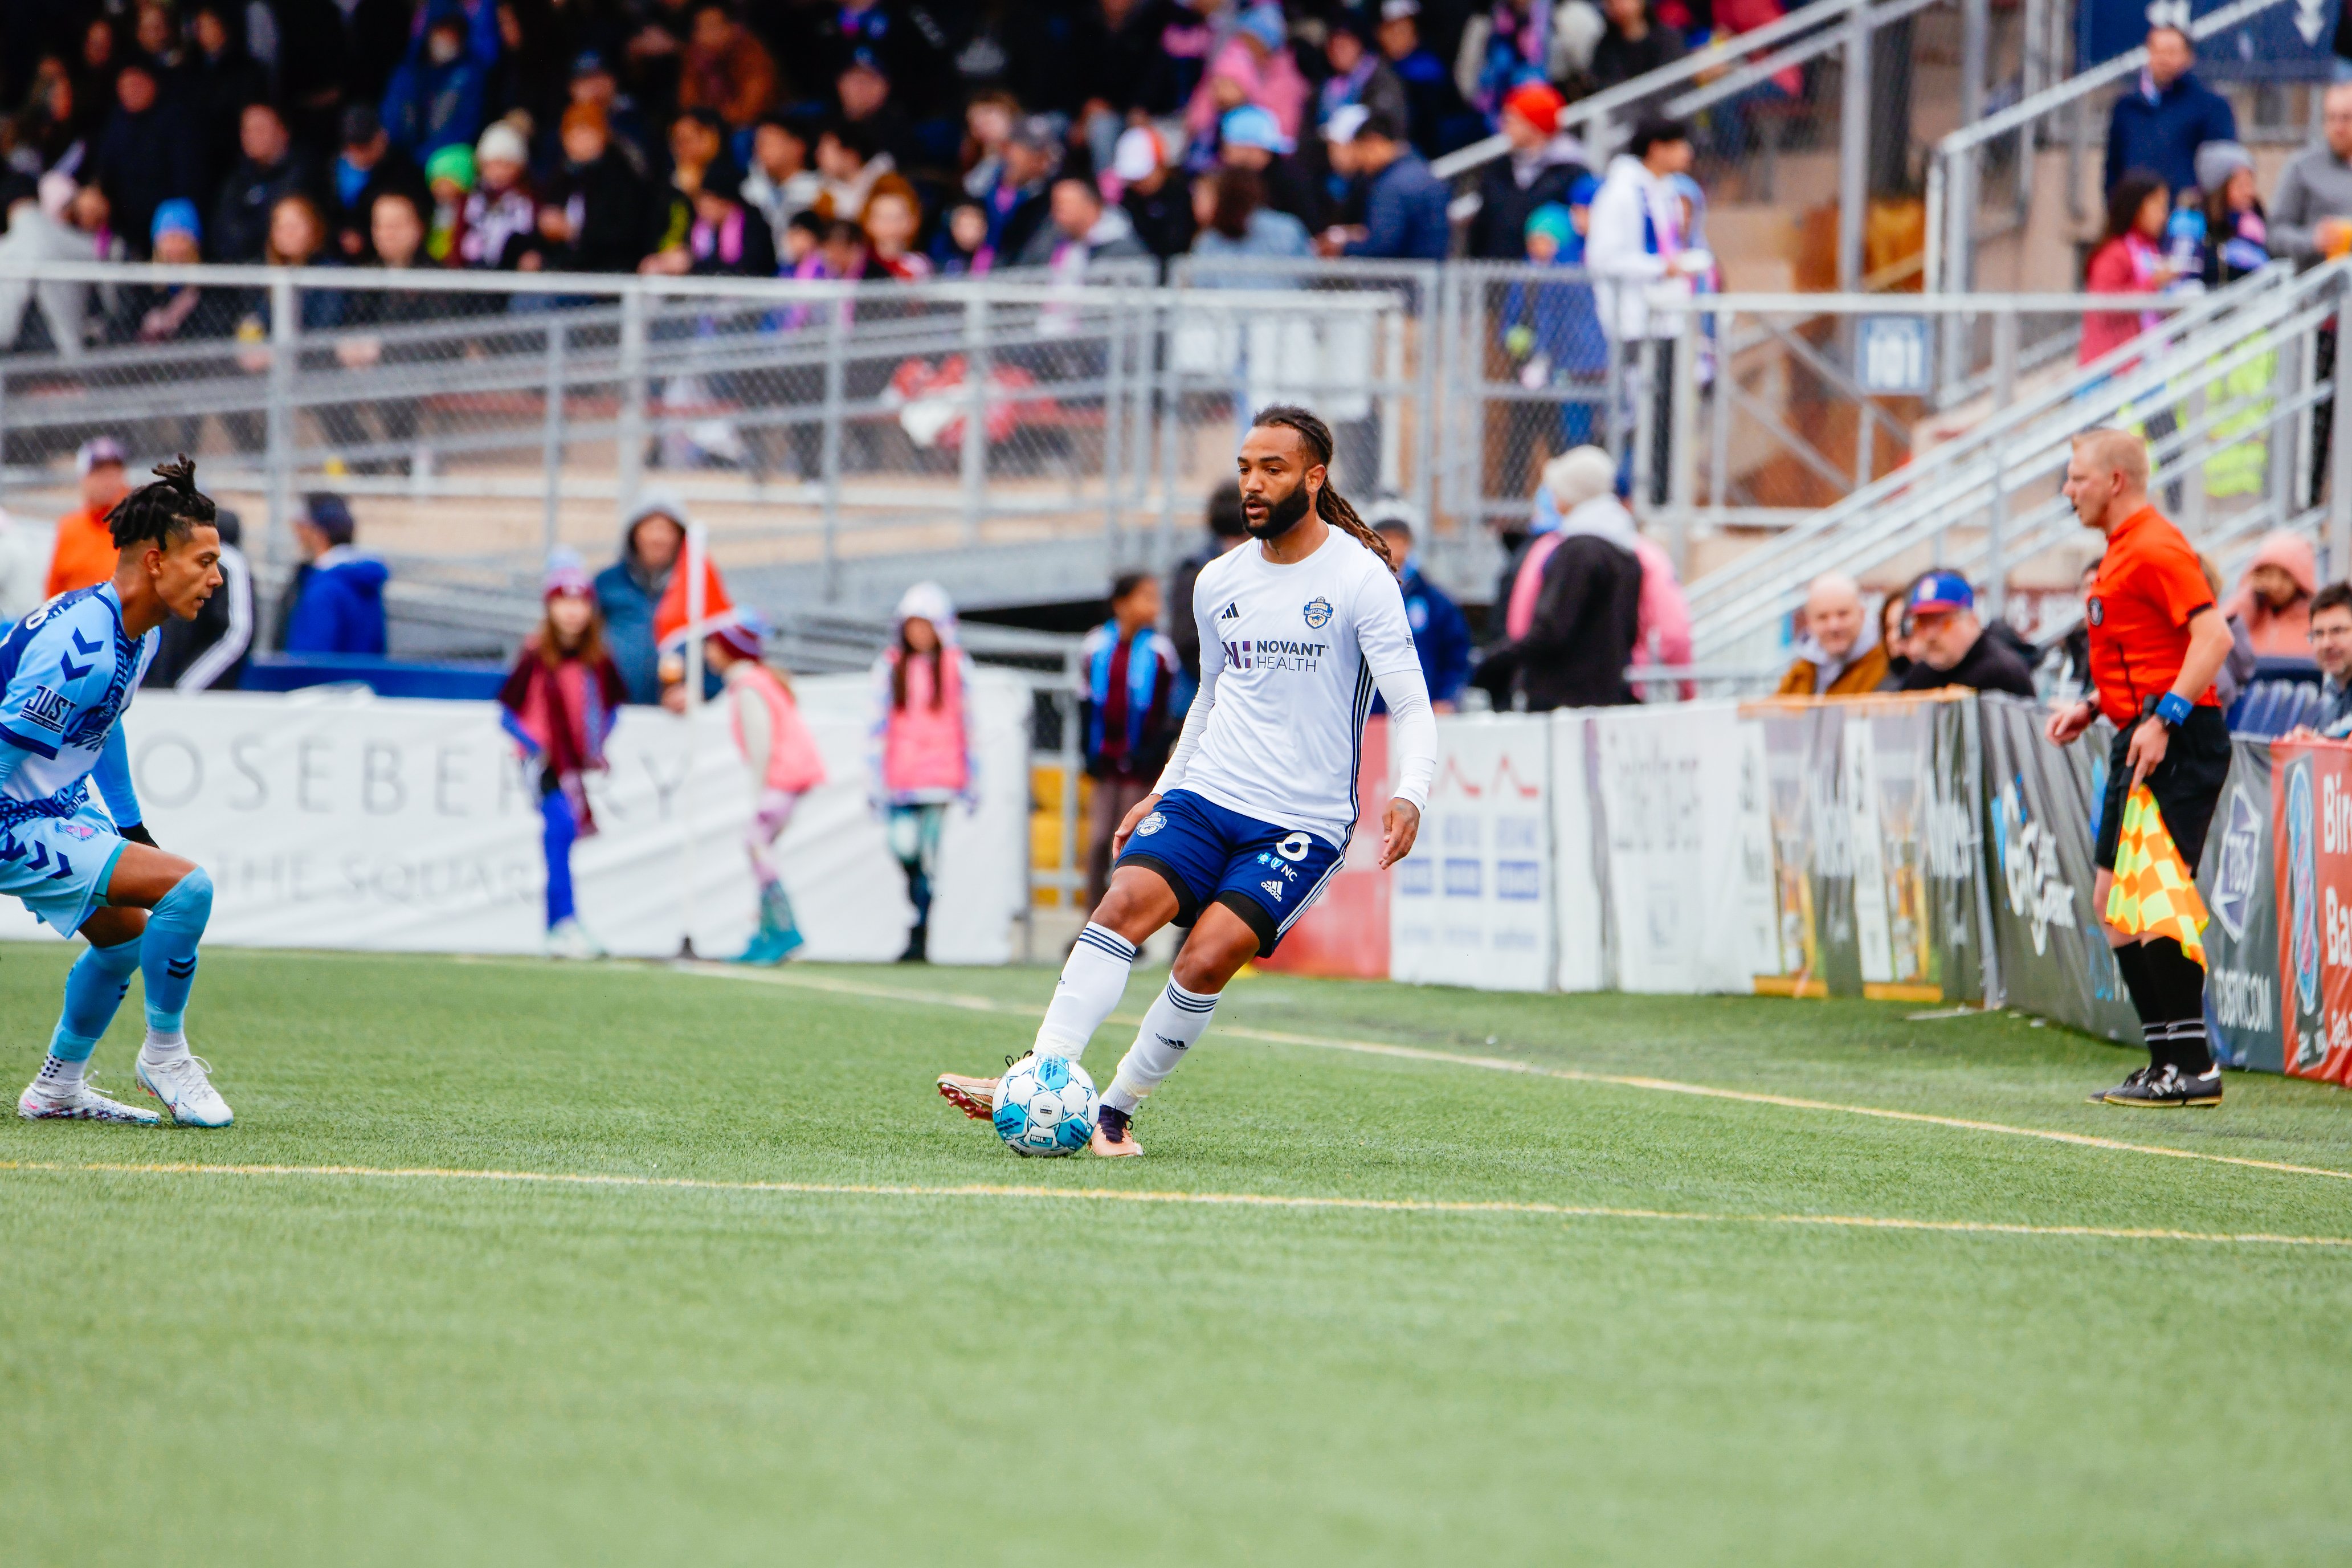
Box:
[1389,714,1552,991]
[1591,702,1775,993]
[2196,739,2284,1072]
[1978,695,2140,1043]
[2268,738,2352,1085]
[0,673,1032,963]
[1746,694,1988,1003]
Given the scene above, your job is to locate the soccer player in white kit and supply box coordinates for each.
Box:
[939,406,1439,1155]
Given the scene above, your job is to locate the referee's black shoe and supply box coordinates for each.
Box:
[2103,1063,2225,1108]
[2086,1065,2151,1104]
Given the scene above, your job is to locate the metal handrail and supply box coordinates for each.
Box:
[1429,0,1869,181]
[1687,262,2349,656]
[1922,0,2294,295]
[1680,264,2300,616]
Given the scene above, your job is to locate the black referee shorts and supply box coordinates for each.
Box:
[2093,707,2231,872]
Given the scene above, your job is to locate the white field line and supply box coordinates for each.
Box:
[3,1158,2346,1249]
[659,962,2352,1186]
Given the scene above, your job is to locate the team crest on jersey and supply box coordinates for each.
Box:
[2087,597,2104,626]
[1135,811,1166,837]
[1302,596,1333,630]
[18,686,70,733]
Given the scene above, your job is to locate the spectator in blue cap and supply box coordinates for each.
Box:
[1892,573,2036,697]
[1216,104,1320,228]
[280,493,391,656]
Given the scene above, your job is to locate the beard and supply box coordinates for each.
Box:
[1246,481,1314,540]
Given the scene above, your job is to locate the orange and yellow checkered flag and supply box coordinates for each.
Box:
[2104,785,2209,966]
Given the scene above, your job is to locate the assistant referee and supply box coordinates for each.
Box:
[2047,428,2236,1108]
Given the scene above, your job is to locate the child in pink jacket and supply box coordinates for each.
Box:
[870,582,978,964]
[708,614,826,964]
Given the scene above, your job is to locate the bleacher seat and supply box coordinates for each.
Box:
[2228,657,2324,739]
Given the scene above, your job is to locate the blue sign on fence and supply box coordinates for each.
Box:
[2081,0,2338,82]
[1855,316,1932,396]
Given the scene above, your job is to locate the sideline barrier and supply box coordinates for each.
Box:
[0,672,1031,962]
[1348,695,2347,1087]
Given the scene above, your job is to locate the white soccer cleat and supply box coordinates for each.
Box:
[18,1074,162,1125]
[136,1055,234,1128]
[546,916,606,961]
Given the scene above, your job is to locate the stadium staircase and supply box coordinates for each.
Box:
[1685,258,2352,663]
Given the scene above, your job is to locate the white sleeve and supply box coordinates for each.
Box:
[1584,174,1668,284]
[1374,664,1436,813]
[1354,561,1425,683]
[1152,578,1226,797]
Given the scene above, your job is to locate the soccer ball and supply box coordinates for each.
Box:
[991,1054,1098,1157]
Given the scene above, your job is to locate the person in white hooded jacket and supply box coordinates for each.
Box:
[1584,117,1707,503]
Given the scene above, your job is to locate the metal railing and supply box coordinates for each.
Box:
[1681,260,2352,660]
[0,259,1427,631]
[1434,0,1949,290]
[1924,0,2306,344]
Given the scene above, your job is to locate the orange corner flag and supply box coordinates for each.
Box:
[2103,785,2209,966]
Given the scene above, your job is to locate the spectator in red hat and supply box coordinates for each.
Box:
[1470,80,1590,259]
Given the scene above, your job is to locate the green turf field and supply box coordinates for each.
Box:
[3,943,2349,1567]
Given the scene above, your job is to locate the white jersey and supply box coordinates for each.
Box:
[1177,530,1422,847]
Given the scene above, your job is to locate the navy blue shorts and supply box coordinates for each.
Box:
[1116,788,1345,957]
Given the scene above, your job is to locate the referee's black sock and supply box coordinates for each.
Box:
[2141,937,2215,1075]
[2110,941,2165,1065]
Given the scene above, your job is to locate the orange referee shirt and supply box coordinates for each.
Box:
[43,506,118,601]
[2085,503,2220,727]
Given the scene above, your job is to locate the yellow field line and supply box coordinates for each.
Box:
[677,963,2352,1185]
[3,1157,2344,1249]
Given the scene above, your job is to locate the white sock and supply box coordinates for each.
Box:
[1034,924,1138,1061]
[1103,979,1219,1113]
[139,1028,189,1067]
[34,1055,87,1095]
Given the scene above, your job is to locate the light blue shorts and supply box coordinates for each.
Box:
[0,801,128,934]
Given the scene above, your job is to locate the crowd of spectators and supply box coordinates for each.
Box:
[0,0,1804,355]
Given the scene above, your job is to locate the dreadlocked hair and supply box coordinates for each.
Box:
[1247,404,1394,574]
[107,455,217,549]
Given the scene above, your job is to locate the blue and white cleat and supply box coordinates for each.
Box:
[18,1074,162,1124]
[136,1055,234,1128]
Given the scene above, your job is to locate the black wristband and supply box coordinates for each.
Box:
[118,823,157,848]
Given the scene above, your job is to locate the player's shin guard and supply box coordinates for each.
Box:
[138,868,213,1037]
[1033,923,1138,1061]
[1102,979,1218,1114]
[34,935,143,1094]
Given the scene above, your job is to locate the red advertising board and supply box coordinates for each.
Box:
[1254,717,1391,979]
[2271,738,2352,1085]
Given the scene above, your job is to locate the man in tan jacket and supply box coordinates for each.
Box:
[1775,572,1889,696]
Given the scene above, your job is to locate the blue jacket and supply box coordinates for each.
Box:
[284,550,389,656]
[592,557,663,704]
[2105,72,2236,198]
[1396,561,1471,705]
[1347,152,1451,262]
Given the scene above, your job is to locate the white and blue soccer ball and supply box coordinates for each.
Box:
[991,1055,1098,1157]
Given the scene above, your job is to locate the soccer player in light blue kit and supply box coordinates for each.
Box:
[10,457,231,1127]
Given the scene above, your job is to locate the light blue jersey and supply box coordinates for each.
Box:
[0,585,158,931]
